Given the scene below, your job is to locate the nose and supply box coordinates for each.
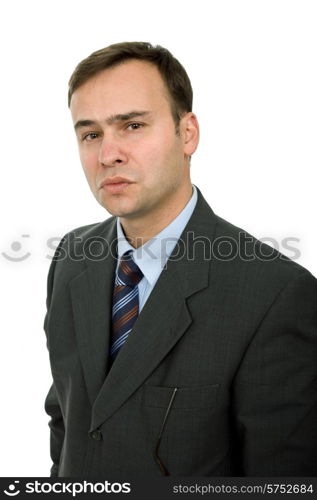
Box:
[98,136,128,167]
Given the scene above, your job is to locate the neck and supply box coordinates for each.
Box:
[119,183,193,248]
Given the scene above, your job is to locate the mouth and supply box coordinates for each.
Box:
[99,176,134,194]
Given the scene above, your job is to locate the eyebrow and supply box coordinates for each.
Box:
[74,111,152,131]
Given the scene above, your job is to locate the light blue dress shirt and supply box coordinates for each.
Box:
[115,184,198,312]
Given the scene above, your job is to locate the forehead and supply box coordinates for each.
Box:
[70,60,171,119]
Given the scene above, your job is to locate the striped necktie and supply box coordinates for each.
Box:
[110,250,144,361]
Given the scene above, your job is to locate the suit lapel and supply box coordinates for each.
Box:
[69,218,117,406]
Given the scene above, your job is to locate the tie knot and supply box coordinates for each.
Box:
[117,251,143,287]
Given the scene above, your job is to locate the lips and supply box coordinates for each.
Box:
[99,176,134,194]
[99,176,133,189]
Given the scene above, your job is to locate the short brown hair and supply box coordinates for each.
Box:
[68,42,193,129]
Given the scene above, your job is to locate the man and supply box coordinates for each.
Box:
[44,42,317,477]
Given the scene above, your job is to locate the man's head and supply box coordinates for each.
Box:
[69,42,193,134]
[69,42,199,234]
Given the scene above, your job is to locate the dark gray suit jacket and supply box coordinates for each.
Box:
[44,188,317,477]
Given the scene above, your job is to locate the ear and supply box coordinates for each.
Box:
[181,112,200,156]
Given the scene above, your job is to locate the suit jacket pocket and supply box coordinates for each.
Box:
[142,384,221,475]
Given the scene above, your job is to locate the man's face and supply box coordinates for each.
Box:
[70,60,198,224]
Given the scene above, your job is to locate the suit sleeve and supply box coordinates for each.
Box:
[44,383,65,477]
[43,237,66,477]
[233,270,317,476]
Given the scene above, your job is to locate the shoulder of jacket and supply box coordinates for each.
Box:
[213,213,313,283]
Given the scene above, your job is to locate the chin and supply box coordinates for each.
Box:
[98,192,144,218]
[100,202,136,219]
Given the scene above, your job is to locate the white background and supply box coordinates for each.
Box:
[0,0,316,476]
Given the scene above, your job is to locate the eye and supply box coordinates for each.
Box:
[126,122,144,131]
[82,132,100,142]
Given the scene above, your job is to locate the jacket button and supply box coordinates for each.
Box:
[90,429,102,441]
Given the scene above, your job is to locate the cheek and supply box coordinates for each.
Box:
[140,138,181,179]
[80,149,98,174]
[79,152,99,189]
[138,135,177,168]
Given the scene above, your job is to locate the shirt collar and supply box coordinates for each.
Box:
[116,185,198,286]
